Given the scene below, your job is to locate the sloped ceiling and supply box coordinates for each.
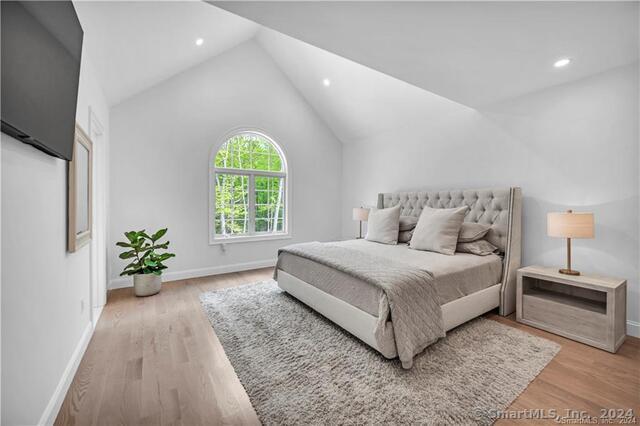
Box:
[257,29,471,143]
[212,1,639,107]
[74,1,259,106]
[76,1,639,145]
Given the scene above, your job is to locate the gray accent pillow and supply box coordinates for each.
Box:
[456,239,499,256]
[365,204,401,245]
[409,206,469,255]
[398,229,414,244]
[458,222,491,243]
[399,216,418,231]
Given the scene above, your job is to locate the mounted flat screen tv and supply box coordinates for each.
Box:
[1,1,83,161]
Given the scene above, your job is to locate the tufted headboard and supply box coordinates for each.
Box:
[377,187,522,316]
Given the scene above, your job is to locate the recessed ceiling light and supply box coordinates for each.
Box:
[195,38,204,46]
[554,58,571,68]
[322,78,331,87]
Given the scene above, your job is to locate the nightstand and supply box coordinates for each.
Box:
[517,266,626,353]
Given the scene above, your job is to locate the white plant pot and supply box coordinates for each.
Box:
[133,273,162,297]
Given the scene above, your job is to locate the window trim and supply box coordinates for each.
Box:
[209,129,290,245]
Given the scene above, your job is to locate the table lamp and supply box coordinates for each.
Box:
[547,210,594,276]
[352,207,369,239]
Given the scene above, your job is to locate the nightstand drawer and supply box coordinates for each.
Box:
[522,293,608,343]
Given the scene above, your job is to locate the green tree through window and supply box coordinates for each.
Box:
[212,132,287,240]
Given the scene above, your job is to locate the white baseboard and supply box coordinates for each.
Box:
[108,258,277,290]
[627,320,640,338]
[38,322,93,426]
[92,304,104,329]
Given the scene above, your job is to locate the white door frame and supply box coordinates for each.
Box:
[88,106,106,328]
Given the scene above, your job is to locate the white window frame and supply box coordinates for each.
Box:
[209,130,290,245]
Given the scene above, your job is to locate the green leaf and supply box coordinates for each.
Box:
[119,250,136,259]
[121,265,143,276]
[138,242,169,253]
[123,261,139,270]
[124,231,138,243]
[157,253,175,262]
[116,242,132,248]
[144,259,158,267]
[145,267,157,274]
[132,237,145,248]
[151,228,167,242]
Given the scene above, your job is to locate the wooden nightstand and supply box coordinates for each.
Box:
[517,266,626,353]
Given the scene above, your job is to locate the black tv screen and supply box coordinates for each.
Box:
[1,1,83,161]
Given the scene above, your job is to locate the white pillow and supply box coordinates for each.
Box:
[409,206,469,255]
[365,205,401,245]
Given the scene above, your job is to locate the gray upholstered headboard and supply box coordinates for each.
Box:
[377,187,522,316]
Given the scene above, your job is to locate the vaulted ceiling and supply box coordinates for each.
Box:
[257,28,470,142]
[212,1,639,107]
[76,1,639,142]
[73,1,258,105]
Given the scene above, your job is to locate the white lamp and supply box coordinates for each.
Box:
[547,210,594,276]
[352,207,369,239]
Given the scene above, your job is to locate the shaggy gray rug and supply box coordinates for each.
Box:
[200,280,559,425]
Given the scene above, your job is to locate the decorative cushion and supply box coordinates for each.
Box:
[398,229,414,244]
[458,222,491,243]
[410,206,469,255]
[399,216,418,232]
[365,205,401,245]
[456,239,499,256]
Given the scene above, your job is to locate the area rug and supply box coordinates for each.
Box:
[200,280,560,425]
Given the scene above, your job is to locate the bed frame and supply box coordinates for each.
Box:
[277,187,522,359]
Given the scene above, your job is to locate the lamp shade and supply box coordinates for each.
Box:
[547,211,594,239]
[352,207,369,222]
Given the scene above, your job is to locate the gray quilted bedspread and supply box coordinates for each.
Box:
[275,242,445,369]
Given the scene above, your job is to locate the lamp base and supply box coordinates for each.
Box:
[559,268,580,276]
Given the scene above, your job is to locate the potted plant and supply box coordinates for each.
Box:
[116,228,175,296]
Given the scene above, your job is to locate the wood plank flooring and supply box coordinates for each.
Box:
[56,268,639,425]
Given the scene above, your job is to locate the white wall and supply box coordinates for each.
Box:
[342,64,639,335]
[0,110,2,424]
[1,48,110,424]
[108,40,342,286]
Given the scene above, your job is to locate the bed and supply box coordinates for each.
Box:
[275,187,522,365]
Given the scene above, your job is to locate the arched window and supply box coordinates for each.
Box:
[210,131,288,243]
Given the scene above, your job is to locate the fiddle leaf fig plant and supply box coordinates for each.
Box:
[116,228,176,276]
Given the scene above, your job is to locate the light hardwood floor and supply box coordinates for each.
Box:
[56,268,640,425]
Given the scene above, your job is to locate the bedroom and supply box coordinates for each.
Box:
[0,1,638,424]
